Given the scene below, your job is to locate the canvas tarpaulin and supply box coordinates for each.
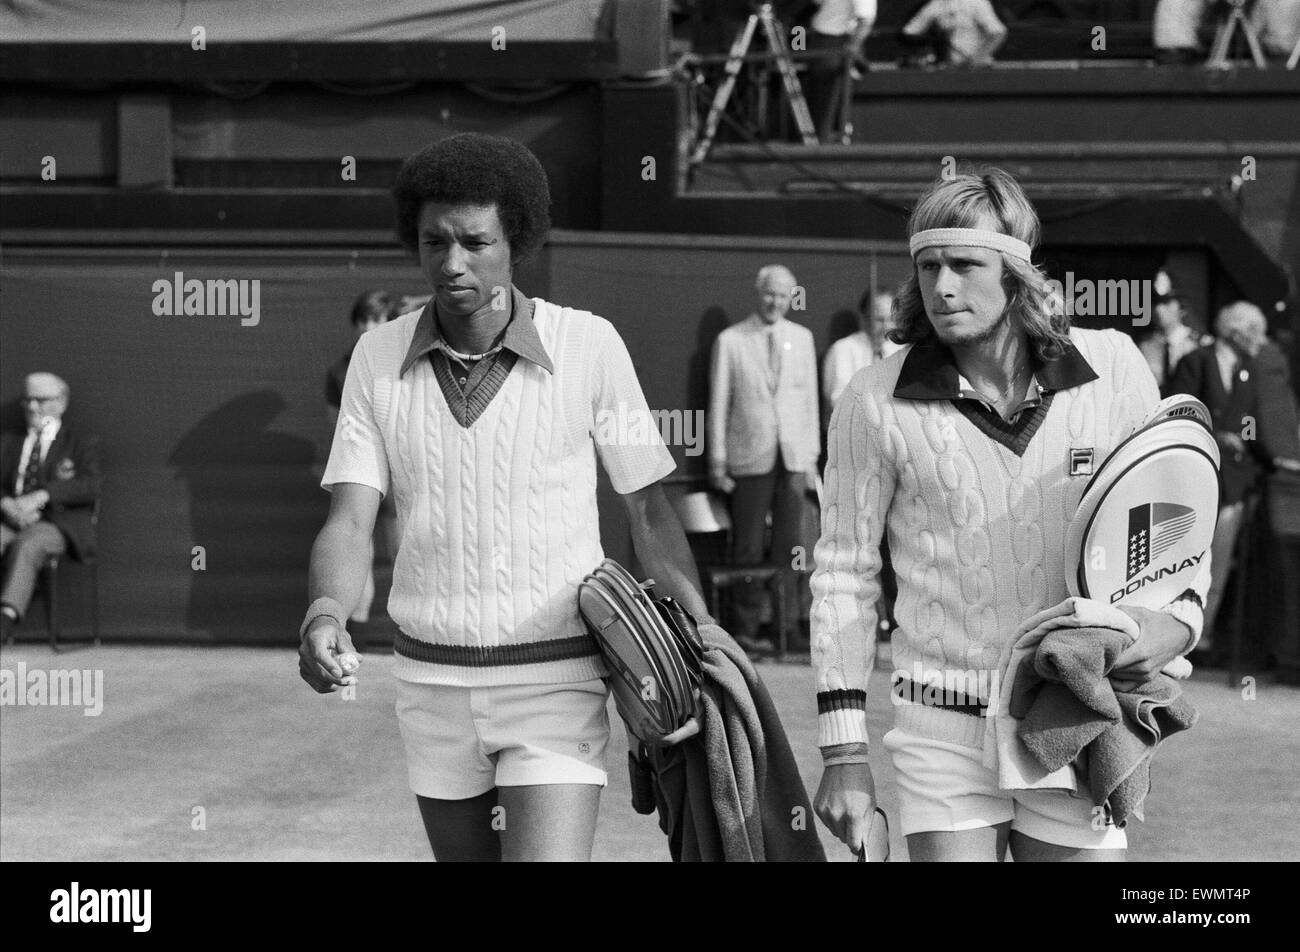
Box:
[0,0,612,43]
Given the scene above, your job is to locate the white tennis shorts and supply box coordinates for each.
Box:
[395,678,611,800]
[883,727,1128,850]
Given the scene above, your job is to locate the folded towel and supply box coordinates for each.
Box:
[640,623,826,861]
[987,597,1138,790]
[987,596,1192,792]
[1011,624,1199,826]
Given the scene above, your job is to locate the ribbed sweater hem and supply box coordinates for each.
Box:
[891,699,989,750]
[392,652,608,687]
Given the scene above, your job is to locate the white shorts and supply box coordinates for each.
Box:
[882,727,1128,850]
[395,678,611,800]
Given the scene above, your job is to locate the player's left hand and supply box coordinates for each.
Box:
[1113,605,1194,685]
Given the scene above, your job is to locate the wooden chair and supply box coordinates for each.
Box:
[668,488,789,654]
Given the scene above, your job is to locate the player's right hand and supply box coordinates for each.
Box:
[298,616,361,694]
[815,761,877,856]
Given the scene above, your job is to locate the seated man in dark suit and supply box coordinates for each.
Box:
[0,372,101,640]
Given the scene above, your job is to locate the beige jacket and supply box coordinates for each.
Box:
[708,314,820,477]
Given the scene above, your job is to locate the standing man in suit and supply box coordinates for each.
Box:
[1,372,101,640]
[708,265,821,651]
[1169,301,1281,649]
[1138,289,1203,396]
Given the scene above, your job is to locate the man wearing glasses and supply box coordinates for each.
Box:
[0,372,101,641]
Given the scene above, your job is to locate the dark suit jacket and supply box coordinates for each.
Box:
[1254,342,1300,462]
[1169,344,1273,506]
[0,426,101,560]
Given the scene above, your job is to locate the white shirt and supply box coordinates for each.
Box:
[823,332,873,409]
[1153,0,1208,50]
[15,418,61,495]
[1214,339,1245,394]
[1141,322,1200,388]
[822,331,905,409]
[812,0,877,36]
[903,0,1006,61]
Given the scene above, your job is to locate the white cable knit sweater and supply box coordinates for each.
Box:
[322,297,676,687]
[812,327,1200,749]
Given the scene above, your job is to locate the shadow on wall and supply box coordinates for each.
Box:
[0,397,31,435]
[168,390,323,643]
[687,305,731,447]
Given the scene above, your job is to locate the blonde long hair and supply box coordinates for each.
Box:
[891,168,1072,362]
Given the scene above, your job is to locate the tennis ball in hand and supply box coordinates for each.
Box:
[337,652,361,674]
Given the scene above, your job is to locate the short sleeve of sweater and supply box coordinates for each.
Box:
[321,336,390,497]
[590,319,677,495]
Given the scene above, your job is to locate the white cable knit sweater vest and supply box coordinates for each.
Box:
[812,328,1164,748]
[372,301,611,687]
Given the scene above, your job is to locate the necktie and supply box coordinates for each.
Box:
[1161,340,1172,385]
[768,329,781,389]
[20,429,43,494]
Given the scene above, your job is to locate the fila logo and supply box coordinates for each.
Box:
[1127,503,1196,579]
[1069,448,1094,476]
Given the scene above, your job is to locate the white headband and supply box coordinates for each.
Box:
[909,227,1032,262]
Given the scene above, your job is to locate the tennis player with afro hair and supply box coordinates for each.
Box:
[301,133,711,861]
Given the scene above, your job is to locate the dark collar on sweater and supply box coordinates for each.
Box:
[893,338,1097,457]
[893,337,1098,402]
[400,285,553,378]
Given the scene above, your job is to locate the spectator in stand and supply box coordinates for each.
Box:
[1258,0,1300,60]
[900,0,1008,68]
[1139,288,1206,395]
[1155,0,1300,66]
[1154,0,1209,65]
[804,0,876,142]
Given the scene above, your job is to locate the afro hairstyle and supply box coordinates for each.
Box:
[392,133,552,263]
